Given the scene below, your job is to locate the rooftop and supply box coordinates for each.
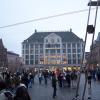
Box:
[23,30,83,43]
[7,51,19,56]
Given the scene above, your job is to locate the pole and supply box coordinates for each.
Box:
[72,1,92,100]
[82,0,99,100]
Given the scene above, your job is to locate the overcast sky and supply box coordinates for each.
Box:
[0,0,100,56]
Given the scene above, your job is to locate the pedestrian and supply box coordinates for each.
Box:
[0,79,14,100]
[38,72,42,84]
[87,71,92,99]
[21,73,29,88]
[87,71,92,88]
[43,70,48,85]
[66,72,71,87]
[58,73,63,87]
[52,73,57,98]
[14,85,31,100]
[28,73,33,88]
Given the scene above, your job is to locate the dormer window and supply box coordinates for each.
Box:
[46,39,48,43]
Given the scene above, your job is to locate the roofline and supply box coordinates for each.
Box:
[7,51,19,56]
[22,30,84,43]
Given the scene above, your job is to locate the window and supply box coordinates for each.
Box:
[46,44,50,48]
[25,60,29,65]
[25,50,29,54]
[67,43,71,48]
[35,55,38,59]
[35,44,38,48]
[50,49,55,54]
[46,39,48,43]
[30,50,34,54]
[57,49,60,53]
[35,50,38,54]
[68,54,71,59]
[73,59,76,64]
[72,49,76,53]
[77,54,81,59]
[68,49,71,53]
[62,44,66,48]
[77,43,81,48]
[78,59,81,64]
[63,49,66,53]
[51,39,54,43]
[57,38,60,42]
[40,49,43,53]
[30,60,33,65]
[77,49,81,53]
[68,59,71,64]
[73,54,76,59]
[22,45,24,49]
[30,44,34,48]
[82,44,84,48]
[62,58,66,61]
[22,50,24,54]
[25,55,29,59]
[54,44,60,48]
[72,43,76,48]
[26,44,29,48]
[46,49,49,53]
[30,55,34,59]
[40,44,43,48]
[35,60,38,64]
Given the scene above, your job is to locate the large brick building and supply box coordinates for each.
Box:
[0,39,8,69]
[22,30,84,68]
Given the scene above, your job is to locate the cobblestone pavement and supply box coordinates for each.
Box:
[28,74,100,100]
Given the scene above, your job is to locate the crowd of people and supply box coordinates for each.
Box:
[0,70,33,100]
[0,67,99,100]
[0,69,79,99]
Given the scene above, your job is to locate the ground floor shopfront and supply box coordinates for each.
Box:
[23,64,81,72]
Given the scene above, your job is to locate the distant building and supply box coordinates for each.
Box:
[90,32,100,67]
[85,52,90,62]
[22,30,84,68]
[0,39,8,69]
[7,51,22,72]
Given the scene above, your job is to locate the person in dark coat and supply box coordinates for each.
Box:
[0,79,14,100]
[66,72,71,87]
[87,71,92,88]
[14,86,31,100]
[58,73,63,87]
[43,70,48,85]
[21,73,29,88]
[52,73,57,98]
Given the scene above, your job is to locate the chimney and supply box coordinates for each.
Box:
[35,29,37,33]
[70,28,72,32]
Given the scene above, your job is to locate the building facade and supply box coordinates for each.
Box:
[90,32,100,67]
[22,30,84,68]
[7,51,23,72]
[0,39,8,69]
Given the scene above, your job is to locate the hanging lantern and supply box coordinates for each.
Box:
[88,1,100,6]
[87,25,95,34]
